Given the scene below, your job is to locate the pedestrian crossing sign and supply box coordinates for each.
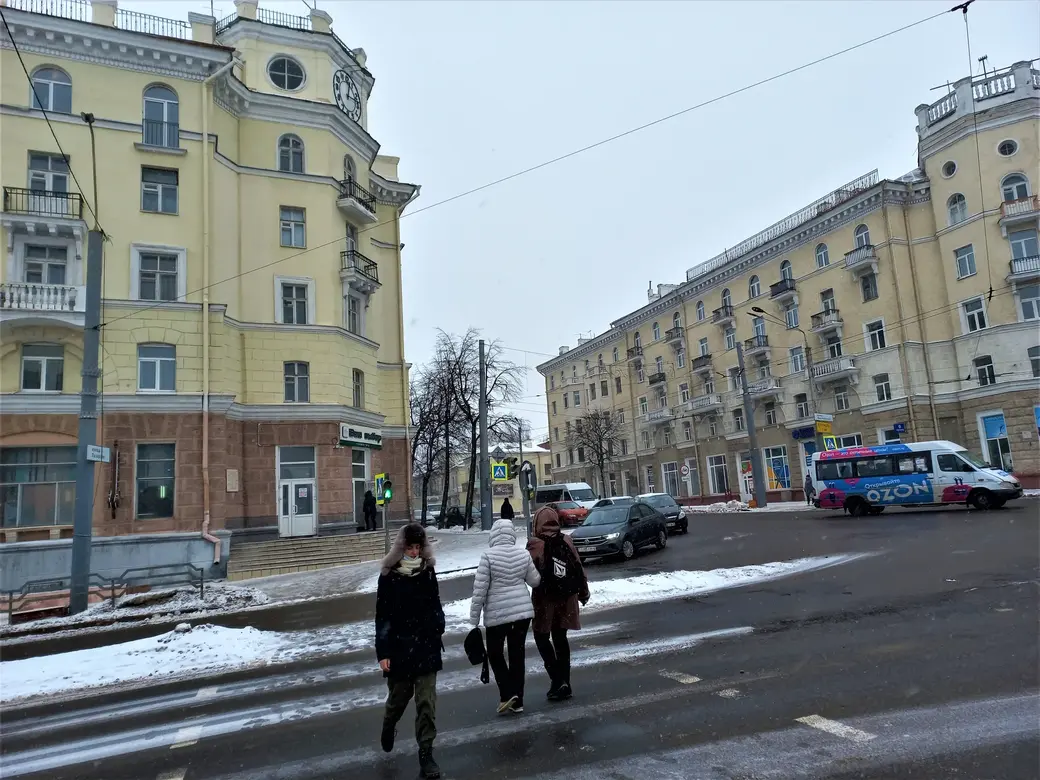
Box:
[491,462,508,481]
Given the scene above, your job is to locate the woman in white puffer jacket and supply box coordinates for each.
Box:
[470,518,541,714]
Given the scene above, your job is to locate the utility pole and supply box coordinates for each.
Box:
[735,342,768,508]
[70,113,103,615]
[478,339,492,531]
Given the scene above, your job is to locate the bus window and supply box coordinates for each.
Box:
[897,457,915,474]
[818,460,853,480]
[914,454,931,473]
[855,457,894,478]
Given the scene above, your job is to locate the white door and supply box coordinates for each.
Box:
[737,453,754,502]
[279,480,316,537]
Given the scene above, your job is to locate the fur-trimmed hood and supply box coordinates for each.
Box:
[379,524,436,576]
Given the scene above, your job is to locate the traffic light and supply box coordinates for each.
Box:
[382,478,393,502]
[504,457,518,480]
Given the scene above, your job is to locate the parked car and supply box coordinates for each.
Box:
[568,502,668,561]
[637,493,689,534]
[592,496,635,508]
[547,500,588,527]
[413,504,443,524]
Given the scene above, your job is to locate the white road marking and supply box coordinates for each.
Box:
[157,770,187,780]
[715,688,741,699]
[170,725,203,749]
[796,714,877,743]
[659,671,702,685]
[195,686,219,700]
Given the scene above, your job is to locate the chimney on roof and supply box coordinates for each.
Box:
[90,0,117,27]
[558,346,570,356]
[309,6,332,33]
[234,0,257,21]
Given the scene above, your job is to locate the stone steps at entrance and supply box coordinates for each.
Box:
[226,533,388,581]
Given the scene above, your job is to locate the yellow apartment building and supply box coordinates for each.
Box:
[0,0,418,566]
[538,60,1040,503]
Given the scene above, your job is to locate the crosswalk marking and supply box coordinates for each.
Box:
[157,769,187,780]
[659,671,702,685]
[170,725,203,749]
[715,688,741,698]
[796,714,877,743]
[195,686,218,700]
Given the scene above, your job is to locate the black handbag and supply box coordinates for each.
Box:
[464,627,490,685]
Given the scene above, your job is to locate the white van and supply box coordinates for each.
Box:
[812,440,1023,515]
[535,482,599,510]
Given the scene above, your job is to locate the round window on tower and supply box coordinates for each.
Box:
[997,139,1018,157]
[941,160,957,178]
[267,56,305,91]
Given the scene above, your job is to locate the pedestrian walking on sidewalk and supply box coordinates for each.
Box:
[470,518,541,714]
[375,523,444,779]
[363,490,378,531]
[804,473,817,507]
[500,497,515,521]
[527,506,589,702]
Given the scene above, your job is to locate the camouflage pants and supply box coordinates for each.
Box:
[384,673,437,748]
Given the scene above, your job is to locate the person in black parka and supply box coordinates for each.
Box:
[500,497,515,521]
[375,523,444,779]
[363,490,378,531]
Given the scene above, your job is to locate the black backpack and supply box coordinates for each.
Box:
[539,533,582,599]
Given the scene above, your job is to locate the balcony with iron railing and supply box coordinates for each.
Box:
[844,244,878,275]
[626,346,643,362]
[810,355,858,383]
[648,371,667,386]
[561,375,583,387]
[339,249,380,295]
[746,376,782,399]
[140,120,180,150]
[691,353,713,372]
[644,407,674,425]
[3,187,83,220]
[810,309,843,334]
[1008,255,1040,282]
[743,334,769,357]
[586,364,608,378]
[116,7,190,38]
[684,393,723,413]
[711,304,735,325]
[0,281,86,325]
[664,326,685,348]
[769,277,796,301]
[336,178,377,224]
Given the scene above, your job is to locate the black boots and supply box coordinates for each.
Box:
[380,720,396,753]
[419,745,441,778]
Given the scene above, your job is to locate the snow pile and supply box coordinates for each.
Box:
[688,500,750,513]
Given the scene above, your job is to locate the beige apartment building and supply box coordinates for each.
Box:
[538,60,1040,503]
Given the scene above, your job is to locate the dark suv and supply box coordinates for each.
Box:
[568,502,669,561]
[637,493,688,534]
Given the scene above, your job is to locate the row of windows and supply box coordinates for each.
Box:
[945,173,1033,226]
[16,344,369,406]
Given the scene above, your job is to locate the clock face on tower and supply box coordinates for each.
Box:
[333,69,362,122]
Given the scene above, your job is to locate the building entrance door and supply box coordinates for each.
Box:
[279,480,316,537]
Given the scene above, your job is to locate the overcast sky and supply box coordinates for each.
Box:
[131,0,1038,442]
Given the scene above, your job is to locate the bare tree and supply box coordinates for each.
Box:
[566,409,626,497]
[410,370,448,523]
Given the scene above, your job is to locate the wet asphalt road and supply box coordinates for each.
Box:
[1,503,1038,779]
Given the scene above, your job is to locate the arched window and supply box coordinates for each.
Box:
[1001,174,1030,203]
[634,332,641,348]
[267,56,305,91]
[672,311,681,329]
[142,84,179,148]
[780,260,793,280]
[947,193,968,225]
[344,154,356,182]
[30,66,71,113]
[652,322,660,340]
[696,301,705,321]
[278,134,304,173]
[721,289,731,307]
[748,275,760,298]
[815,243,829,268]
[854,224,871,248]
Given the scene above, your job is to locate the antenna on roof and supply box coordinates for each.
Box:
[977,54,988,78]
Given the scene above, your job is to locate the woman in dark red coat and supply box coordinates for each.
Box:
[526,506,589,700]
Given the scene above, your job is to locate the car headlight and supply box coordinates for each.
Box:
[677,509,686,518]
[604,532,620,540]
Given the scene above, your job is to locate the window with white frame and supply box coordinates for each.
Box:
[283,361,309,402]
[955,245,976,279]
[795,393,809,418]
[281,282,309,325]
[563,394,568,409]
[138,344,176,392]
[764,401,777,425]
[353,369,365,408]
[652,322,660,340]
[280,207,306,248]
[577,447,585,463]
[549,376,555,390]
[733,408,745,431]
[962,297,987,333]
[698,337,709,356]
[721,288,732,307]
[655,356,664,373]
[21,344,63,392]
[707,454,728,494]
[789,346,805,373]
[136,443,175,519]
[1019,284,1040,321]
[752,316,766,338]
[815,243,829,268]
[980,412,1013,471]
[748,275,761,298]
[837,433,863,448]
[663,427,672,446]
[672,311,681,329]
[1001,174,1029,202]
[677,350,686,369]
[704,376,714,394]
[645,466,656,492]
[28,151,69,194]
[827,336,843,358]
[551,400,557,415]
[820,288,835,312]
[881,428,901,444]
[620,438,628,455]
[728,367,740,391]
[636,367,645,383]
[31,66,72,113]
[662,461,680,497]
[641,430,651,450]
[784,302,799,329]
[277,134,304,173]
[657,390,668,409]
[553,427,559,441]
[555,453,561,468]
[612,347,619,362]
[346,294,362,335]
[617,409,625,425]
[974,355,996,386]
[756,358,770,379]
[142,84,179,148]
[588,383,596,401]
[708,418,718,436]
[679,382,690,403]
[141,167,177,213]
[861,272,878,302]
[866,320,886,351]
[1028,346,1040,378]
[615,376,622,394]
[1009,228,1038,260]
[139,252,178,301]
[601,379,609,397]
[724,328,736,350]
[834,384,850,411]
[696,301,705,321]
[572,390,581,407]
[683,420,692,441]
[854,224,871,247]
[873,373,892,402]
[947,193,968,225]
[23,245,67,285]
[633,332,641,348]
[780,259,793,281]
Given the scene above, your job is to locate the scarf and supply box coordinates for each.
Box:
[395,555,423,577]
